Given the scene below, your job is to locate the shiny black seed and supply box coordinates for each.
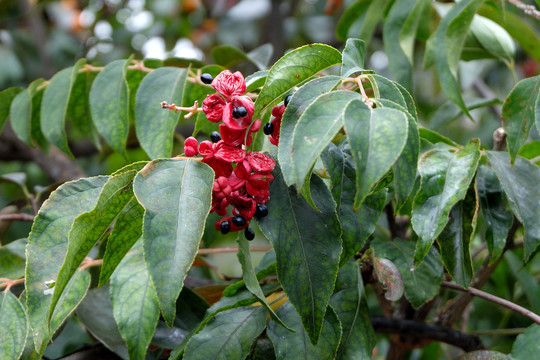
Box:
[233,106,247,118]
[232,215,246,227]
[210,131,221,143]
[201,73,213,84]
[232,107,239,118]
[263,122,274,135]
[284,94,292,107]
[244,227,255,241]
[220,221,231,234]
[255,204,268,218]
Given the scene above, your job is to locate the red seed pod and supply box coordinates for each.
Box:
[211,70,247,100]
[202,94,226,122]
[184,137,199,157]
[248,152,275,172]
[214,141,246,163]
[222,96,254,130]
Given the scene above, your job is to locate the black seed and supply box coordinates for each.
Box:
[233,106,247,118]
[284,94,292,107]
[255,204,268,218]
[245,227,255,240]
[263,122,274,135]
[220,221,231,234]
[232,215,246,227]
[201,73,213,84]
[210,131,221,143]
[232,107,239,118]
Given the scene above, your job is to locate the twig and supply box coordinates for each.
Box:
[471,328,527,336]
[161,100,203,119]
[0,213,35,222]
[197,246,273,255]
[371,316,485,352]
[493,127,507,151]
[441,281,540,325]
[506,0,540,19]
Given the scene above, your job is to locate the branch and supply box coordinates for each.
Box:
[506,0,540,19]
[0,213,35,222]
[441,281,540,325]
[197,246,272,254]
[371,316,485,352]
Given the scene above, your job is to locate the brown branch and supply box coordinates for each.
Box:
[0,213,35,222]
[371,316,485,352]
[441,281,540,325]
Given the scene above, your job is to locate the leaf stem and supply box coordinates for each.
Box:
[161,100,203,119]
[441,281,540,325]
[0,213,35,222]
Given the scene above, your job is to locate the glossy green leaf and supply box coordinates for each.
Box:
[236,235,290,330]
[501,75,540,164]
[341,38,368,77]
[0,291,27,360]
[419,127,459,146]
[245,70,268,93]
[0,87,23,133]
[90,59,130,158]
[133,159,213,326]
[254,44,342,118]
[257,170,341,345]
[511,324,540,360]
[478,4,540,63]
[372,239,443,309]
[222,251,276,297]
[10,78,46,147]
[470,14,515,67]
[370,75,407,109]
[476,164,512,262]
[183,306,268,360]
[487,151,540,262]
[285,90,363,188]
[0,239,26,279]
[518,140,540,162]
[25,176,107,351]
[68,64,100,148]
[425,0,483,118]
[278,76,341,187]
[50,170,138,318]
[111,240,159,360]
[412,140,480,265]
[135,67,188,159]
[321,141,386,264]
[76,286,128,359]
[460,350,511,360]
[343,100,408,209]
[99,198,144,286]
[40,59,85,157]
[329,262,374,359]
[384,0,429,90]
[267,302,342,360]
[430,98,501,131]
[437,185,477,288]
[336,0,371,42]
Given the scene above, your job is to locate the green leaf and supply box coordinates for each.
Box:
[25,176,107,352]
[76,286,128,359]
[99,198,144,286]
[245,70,268,93]
[329,262,375,359]
[90,59,130,158]
[0,291,27,360]
[183,306,268,360]
[476,164,512,262]
[384,0,430,90]
[236,235,291,330]
[377,99,420,212]
[430,98,501,130]
[0,239,26,279]
[412,140,481,265]
[425,0,483,118]
[511,324,540,360]
[341,38,368,78]
[133,159,213,326]
[460,350,511,360]
[478,4,540,64]
[370,75,407,109]
[111,240,159,360]
[135,67,188,159]
[10,78,47,147]
[343,101,408,209]
[254,44,342,118]
[257,170,342,345]
[336,1,371,42]
[267,302,342,360]
[419,127,459,146]
[501,76,540,164]
[0,87,23,133]
[372,239,443,309]
[40,60,86,157]
[487,151,540,262]
[437,185,477,288]
[278,76,342,187]
[285,90,363,188]
[321,141,386,264]
[50,170,138,319]
[470,14,515,67]
[505,252,540,314]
